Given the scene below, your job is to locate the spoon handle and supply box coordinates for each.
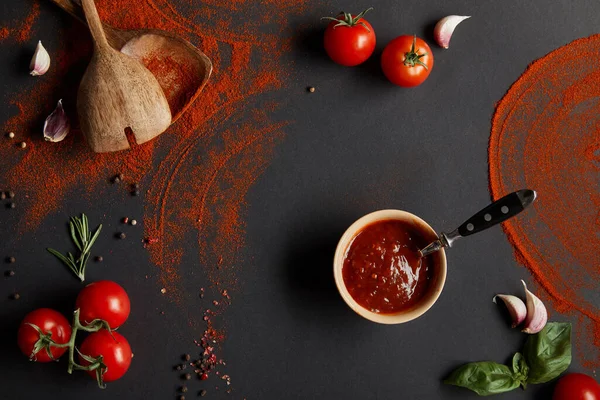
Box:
[81,0,110,50]
[420,189,537,257]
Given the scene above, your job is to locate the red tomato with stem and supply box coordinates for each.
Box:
[381,35,434,87]
[79,330,132,383]
[76,280,130,329]
[553,373,600,400]
[323,8,376,66]
[17,308,71,362]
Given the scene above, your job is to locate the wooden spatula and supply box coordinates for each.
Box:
[77,0,172,152]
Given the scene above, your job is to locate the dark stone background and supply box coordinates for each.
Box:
[1,0,597,399]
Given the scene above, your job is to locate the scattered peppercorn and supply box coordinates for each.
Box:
[95,256,103,262]
[132,190,140,196]
[7,191,14,199]
[0,192,5,200]
[180,386,188,393]
[199,390,207,397]
[7,256,16,263]
[200,373,208,381]
[12,293,20,300]
[184,354,191,362]
[113,176,121,184]
[5,270,15,277]
[183,373,192,380]
[118,173,124,180]
[8,202,16,209]
[19,142,26,149]
[161,288,167,294]
[132,183,140,189]
[308,86,315,93]
[118,232,126,239]
[7,132,15,139]
[130,219,137,226]
[178,396,185,400]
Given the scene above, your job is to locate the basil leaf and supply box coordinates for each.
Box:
[523,322,572,384]
[511,352,529,388]
[444,361,521,396]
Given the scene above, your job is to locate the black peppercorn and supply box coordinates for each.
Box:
[7,191,15,199]
[118,232,126,239]
[12,293,20,300]
[183,373,191,380]
[184,354,191,362]
[5,270,15,277]
[8,202,15,209]
[95,256,103,262]
[180,386,188,393]
[199,389,207,397]
[0,192,5,200]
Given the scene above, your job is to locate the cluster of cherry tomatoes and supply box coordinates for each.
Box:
[322,8,433,87]
[17,280,132,386]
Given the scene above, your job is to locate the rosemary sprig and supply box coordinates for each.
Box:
[47,214,102,282]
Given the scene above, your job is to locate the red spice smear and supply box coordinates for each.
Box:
[0,27,9,42]
[489,34,600,369]
[1,0,308,305]
[16,2,40,43]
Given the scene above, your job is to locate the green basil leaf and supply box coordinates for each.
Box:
[523,322,572,384]
[444,361,520,396]
[511,352,529,388]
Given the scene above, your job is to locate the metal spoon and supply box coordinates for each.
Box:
[419,189,537,257]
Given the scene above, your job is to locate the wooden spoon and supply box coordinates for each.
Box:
[51,0,212,124]
[77,0,172,152]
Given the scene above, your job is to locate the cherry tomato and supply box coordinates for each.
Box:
[323,8,376,67]
[79,330,132,382]
[553,373,600,400]
[17,308,71,362]
[76,280,130,329]
[381,35,434,87]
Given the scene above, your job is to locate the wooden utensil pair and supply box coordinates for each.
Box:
[63,0,212,152]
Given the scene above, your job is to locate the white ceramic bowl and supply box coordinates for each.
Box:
[333,210,447,324]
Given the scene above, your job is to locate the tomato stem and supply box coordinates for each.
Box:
[321,7,373,31]
[30,309,111,388]
[403,35,429,70]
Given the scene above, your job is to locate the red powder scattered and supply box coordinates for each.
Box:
[489,35,600,369]
[1,0,308,333]
[0,27,9,41]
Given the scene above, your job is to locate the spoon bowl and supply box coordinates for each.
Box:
[51,0,212,123]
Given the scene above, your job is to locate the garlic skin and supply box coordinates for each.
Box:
[30,41,51,76]
[493,294,527,328]
[434,15,471,49]
[521,280,548,334]
[43,100,70,142]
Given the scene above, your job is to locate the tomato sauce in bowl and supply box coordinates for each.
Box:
[342,220,433,314]
[334,210,447,324]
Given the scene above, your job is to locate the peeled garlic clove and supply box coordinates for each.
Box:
[30,41,51,76]
[43,100,70,142]
[521,280,548,334]
[493,294,527,328]
[434,15,470,49]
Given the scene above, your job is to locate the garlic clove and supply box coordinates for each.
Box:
[493,294,527,328]
[30,41,51,76]
[521,280,548,334]
[434,15,470,49]
[43,100,70,142]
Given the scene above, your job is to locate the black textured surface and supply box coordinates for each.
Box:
[1,1,596,399]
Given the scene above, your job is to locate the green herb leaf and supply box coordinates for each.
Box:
[523,322,571,384]
[47,214,102,282]
[511,352,529,388]
[444,361,521,396]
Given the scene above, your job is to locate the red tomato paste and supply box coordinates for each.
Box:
[342,219,433,313]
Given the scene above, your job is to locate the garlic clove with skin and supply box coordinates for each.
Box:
[434,15,471,49]
[521,280,548,334]
[43,100,70,142]
[30,41,51,76]
[493,294,527,328]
